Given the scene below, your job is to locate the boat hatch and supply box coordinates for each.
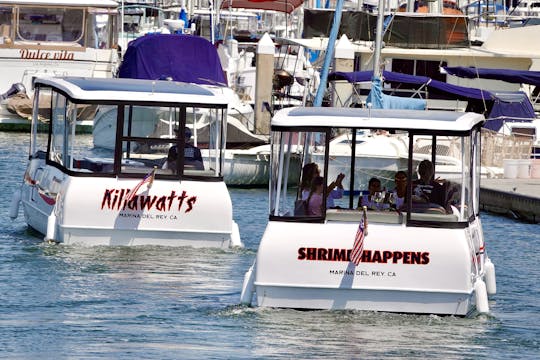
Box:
[268,108,483,228]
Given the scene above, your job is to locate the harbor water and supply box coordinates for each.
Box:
[1,133,538,359]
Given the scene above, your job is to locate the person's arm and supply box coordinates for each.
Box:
[328,173,345,196]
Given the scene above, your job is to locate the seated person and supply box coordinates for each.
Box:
[358,177,388,210]
[412,160,447,213]
[306,176,324,216]
[163,127,204,171]
[389,170,407,211]
[300,162,345,209]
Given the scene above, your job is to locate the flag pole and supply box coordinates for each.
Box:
[362,205,368,236]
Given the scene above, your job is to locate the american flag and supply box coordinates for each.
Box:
[126,168,156,202]
[350,207,368,266]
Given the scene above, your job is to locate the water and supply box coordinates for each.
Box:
[1,132,539,359]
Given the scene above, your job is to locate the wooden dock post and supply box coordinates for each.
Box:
[332,34,354,107]
[254,33,274,135]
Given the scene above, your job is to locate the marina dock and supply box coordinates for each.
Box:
[480,178,540,223]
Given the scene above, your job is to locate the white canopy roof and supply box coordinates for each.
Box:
[271,107,485,132]
[35,77,229,106]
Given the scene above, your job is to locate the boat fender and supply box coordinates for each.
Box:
[474,278,489,314]
[240,263,256,306]
[9,188,21,220]
[230,221,243,248]
[45,212,57,242]
[484,258,497,295]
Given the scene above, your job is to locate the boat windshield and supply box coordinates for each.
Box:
[32,86,225,180]
[0,5,117,48]
[269,126,480,227]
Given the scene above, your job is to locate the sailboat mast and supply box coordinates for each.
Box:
[373,0,385,79]
[313,0,345,107]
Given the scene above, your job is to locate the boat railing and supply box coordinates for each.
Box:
[481,128,534,167]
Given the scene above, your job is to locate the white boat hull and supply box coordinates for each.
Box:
[255,286,473,315]
[248,218,488,315]
[20,158,241,247]
[203,146,301,186]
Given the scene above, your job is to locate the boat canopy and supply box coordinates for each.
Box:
[118,34,228,87]
[35,77,229,105]
[443,66,540,87]
[328,70,536,131]
[220,0,304,13]
[303,9,468,48]
[329,70,492,100]
[272,107,485,133]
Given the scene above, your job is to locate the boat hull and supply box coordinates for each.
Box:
[249,218,487,315]
[20,158,241,247]
[254,286,473,315]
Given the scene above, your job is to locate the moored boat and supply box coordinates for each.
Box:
[10,76,242,247]
[240,107,496,316]
[0,0,120,131]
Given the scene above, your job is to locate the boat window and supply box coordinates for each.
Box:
[17,7,85,44]
[30,87,51,158]
[328,128,410,224]
[473,129,481,216]
[118,105,224,178]
[49,92,68,166]
[0,7,13,43]
[269,130,327,219]
[87,8,117,49]
[408,134,472,223]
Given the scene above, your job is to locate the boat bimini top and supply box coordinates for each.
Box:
[271,107,485,133]
[34,77,229,107]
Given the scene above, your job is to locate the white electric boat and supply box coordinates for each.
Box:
[240,107,496,316]
[10,77,242,248]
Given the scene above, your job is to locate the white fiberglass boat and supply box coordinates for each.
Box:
[240,107,496,316]
[0,0,120,131]
[10,77,242,248]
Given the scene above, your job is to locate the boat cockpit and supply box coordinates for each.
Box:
[268,107,484,228]
[30,77,228,183]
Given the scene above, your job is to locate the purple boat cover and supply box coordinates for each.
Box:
[118,34,227,86]
[328,70,535,131]
[328,70,492,100]
[444,66,540,87]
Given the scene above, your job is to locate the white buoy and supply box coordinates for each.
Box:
[240,263,255,306]
[474,278,489,314]
[9,188,21,220]
[484,258,497,295]
[45,212,57,242]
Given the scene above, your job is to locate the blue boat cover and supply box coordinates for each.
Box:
[443,66,540,87]
[118,34,227,86]
[328,70,536,131]
[366,77,426,110]
[329,70,493,100]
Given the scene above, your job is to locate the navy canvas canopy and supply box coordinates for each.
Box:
[443,66,540,87]
[118,34,227,86]
[328,70,492,100]
[328,70,536,131]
